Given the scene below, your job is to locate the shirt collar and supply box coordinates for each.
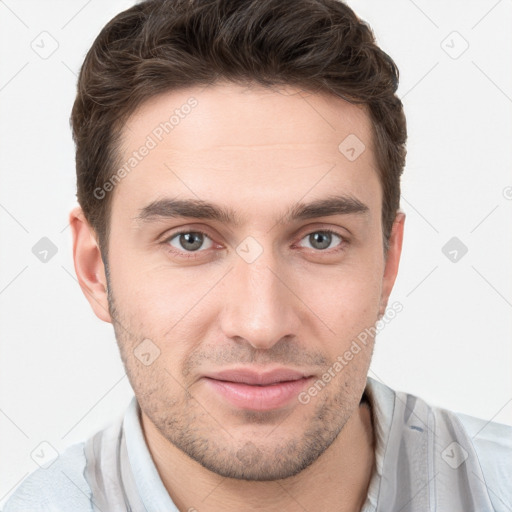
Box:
[359,376,396,511]
[123,396,179,511]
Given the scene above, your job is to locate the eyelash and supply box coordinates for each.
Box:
[162,228,348,260]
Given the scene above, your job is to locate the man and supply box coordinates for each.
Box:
[4,0,511,511]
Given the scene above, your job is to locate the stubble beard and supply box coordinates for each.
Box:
[106,281,370,481]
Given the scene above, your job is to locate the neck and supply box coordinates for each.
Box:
[142,400,375,512]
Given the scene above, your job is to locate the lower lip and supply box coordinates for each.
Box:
[203,377,312,411]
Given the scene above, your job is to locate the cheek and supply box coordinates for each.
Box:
[109,253,218,354]
[108,240,180,308]
[295,258,384,330]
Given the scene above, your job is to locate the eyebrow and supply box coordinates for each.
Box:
[135,194,369,227]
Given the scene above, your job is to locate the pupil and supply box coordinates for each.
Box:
[311,232,331,250]
[181,232,202,251]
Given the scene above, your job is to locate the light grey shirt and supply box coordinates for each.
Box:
[3,376,511,511]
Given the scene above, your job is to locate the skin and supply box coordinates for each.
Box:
[70,81,405,512]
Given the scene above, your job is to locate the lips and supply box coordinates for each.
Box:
[202,368,314,411]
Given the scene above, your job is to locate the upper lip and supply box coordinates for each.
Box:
[203,368,312,386]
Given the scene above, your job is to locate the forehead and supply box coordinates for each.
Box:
[112,82,381,223]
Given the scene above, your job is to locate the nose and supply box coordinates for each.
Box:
[218,244,301,351]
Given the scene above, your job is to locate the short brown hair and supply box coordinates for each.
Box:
[71,0,406,262]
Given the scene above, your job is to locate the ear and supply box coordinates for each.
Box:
[69,206,112,323]
[378,211,405,318]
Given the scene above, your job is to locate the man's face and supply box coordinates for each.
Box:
[86,82,402,480]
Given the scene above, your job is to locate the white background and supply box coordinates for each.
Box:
[0,0,511,506]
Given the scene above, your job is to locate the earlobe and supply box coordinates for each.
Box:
[378,211,405,318]
[69,206,112,323]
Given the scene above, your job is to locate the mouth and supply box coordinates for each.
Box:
[201,368,314,411]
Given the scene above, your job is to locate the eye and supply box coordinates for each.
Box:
[166,231,214,253]
[298,230,345,251]
[162,228,346,260]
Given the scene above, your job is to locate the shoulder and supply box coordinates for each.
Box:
[2,442,93,512]
[455,409,512,457]
[366,378,512,511]
[403,389,512,511]
[455,411,512,508]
